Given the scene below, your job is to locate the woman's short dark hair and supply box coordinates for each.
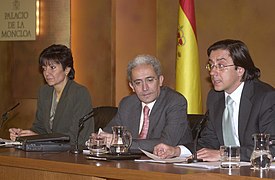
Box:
[39,44,75,79]
[207,39,260,81]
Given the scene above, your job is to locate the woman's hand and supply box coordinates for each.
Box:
[9,128,37,141]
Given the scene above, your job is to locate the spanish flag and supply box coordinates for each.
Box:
[176,0,202,114]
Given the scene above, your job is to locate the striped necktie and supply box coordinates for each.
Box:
[139,106,150,139]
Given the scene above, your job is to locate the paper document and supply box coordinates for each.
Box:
[174,161,251,169]
[98,128,103,135]
[270,162,275,169]
[135,148,186,163]
[0,138,22,146]
[174,162,220,169]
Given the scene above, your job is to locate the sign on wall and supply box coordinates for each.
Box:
[0,0,36,41]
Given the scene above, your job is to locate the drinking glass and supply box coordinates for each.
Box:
[220,145,240,168]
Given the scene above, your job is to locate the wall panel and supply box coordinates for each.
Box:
[71,0,113,107]
[0,0,70,139]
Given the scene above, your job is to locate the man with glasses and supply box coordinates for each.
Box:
[154,39,275,161]
[97,54,192,152]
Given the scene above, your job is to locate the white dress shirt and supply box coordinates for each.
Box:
[138,101,156,134]
[178,82,244,157]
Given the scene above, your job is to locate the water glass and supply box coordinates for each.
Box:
[86,137,108,155]
[220,146,240,168]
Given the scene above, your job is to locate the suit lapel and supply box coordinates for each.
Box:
[148,101,158,137]
[238,81,254,144]
[52,80,71,131]
[44,87,53,133]
[146,87,165,137]
[213,93,225,144]
[131,103,142,138]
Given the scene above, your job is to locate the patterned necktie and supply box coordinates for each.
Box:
[222,96,237,146]
[139,106,150,139]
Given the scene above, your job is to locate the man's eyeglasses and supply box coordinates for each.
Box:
[132,77,158,87]
[205,63,235,72]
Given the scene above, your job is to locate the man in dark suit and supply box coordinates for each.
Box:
[154,39,275,161]
[98,54,192,152]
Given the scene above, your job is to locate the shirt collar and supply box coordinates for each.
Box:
[142,100,156,111]
[224,82,244,104]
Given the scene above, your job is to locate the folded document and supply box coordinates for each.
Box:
[135,148,186,163]
[174,161,251,169]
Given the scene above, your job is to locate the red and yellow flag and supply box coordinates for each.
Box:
[176,0,202,114]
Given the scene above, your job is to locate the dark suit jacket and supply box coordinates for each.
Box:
[104,86,193,152]
[30,80,94,146]
[195,79,275,161]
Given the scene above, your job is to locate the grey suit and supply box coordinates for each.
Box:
[31,80,94,146]
[104,86,193,152]
[197,79,275,161]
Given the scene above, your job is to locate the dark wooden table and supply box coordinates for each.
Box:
[0,147,274,180]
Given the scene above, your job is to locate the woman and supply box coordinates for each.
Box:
[9,44,94,146]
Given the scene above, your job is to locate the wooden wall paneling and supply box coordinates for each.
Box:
[71,0,113,107]
[114,0,157,105]
[0,0,71,138]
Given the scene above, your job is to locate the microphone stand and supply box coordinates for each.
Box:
[1,102,20,128]
[70,110,94,154]
[187,110,209,163]
[269,135,275,146]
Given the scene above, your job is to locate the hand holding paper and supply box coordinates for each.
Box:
[96,128,113,148]
[135,148,186,163]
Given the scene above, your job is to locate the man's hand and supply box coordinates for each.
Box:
[9,128,37,141]
[153,143,181,159]
[97,131,113,147]
[196,148,220,161]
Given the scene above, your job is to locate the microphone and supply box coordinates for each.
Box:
[1,102,20,127]
[268,135,275,146]
[187,110,209,163]
[70,110,94,154]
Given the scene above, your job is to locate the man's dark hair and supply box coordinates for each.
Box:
[207,39,260,81]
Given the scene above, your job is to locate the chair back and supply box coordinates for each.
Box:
[93,106,118,131]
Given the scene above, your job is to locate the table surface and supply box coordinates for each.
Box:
[0,147,274,180]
